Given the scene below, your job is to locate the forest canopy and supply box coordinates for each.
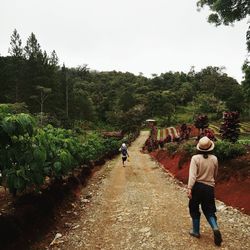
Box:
[0,29,249,131]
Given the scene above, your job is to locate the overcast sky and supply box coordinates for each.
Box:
[1,0,249,82]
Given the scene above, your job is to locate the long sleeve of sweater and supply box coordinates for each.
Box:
[188,157,198,189]
[188,154,218,189]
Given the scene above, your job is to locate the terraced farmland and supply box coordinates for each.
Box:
[209,122,250,135]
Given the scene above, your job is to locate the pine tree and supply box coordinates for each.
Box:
[8,29,23,58]
[8,29,24,102]
[49,50,59,66]
[24,32,42,59]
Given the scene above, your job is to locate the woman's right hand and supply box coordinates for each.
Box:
[187,188,192,199]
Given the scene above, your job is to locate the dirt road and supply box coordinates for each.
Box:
[40,131,250,250]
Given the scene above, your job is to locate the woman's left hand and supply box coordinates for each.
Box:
[187,188,192,199]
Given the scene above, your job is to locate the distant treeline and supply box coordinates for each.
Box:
[1,29,250,130]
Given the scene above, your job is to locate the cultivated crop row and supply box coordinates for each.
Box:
[0,112,122,195]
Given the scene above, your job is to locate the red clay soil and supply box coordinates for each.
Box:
[150,150,250,215]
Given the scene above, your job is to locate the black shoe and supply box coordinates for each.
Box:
[189,230,200,238]
[213,229,222,246]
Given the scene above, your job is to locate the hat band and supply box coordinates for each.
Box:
[199,142,212,150]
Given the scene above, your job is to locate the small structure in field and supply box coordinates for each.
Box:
[102,131,123,139]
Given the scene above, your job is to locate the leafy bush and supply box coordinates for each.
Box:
[167,139,247,161]
[179,123,191,140]
[220,111,240,143]
[1,113,35,137]
[166,143,179,154]
[238,139,250,146]
[0,103,28,115]
[0,104,11,115]
[194,114,209,130]
[80,133,106,162]
[214,140,247,161]
[36,125,82,177]
[0,111,124,195]
[0,113,37,193]
[180,142,196,156]
[165,141,196,156]
[103,137,121,155]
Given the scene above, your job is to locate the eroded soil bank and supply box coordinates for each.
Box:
[150,150,250,215]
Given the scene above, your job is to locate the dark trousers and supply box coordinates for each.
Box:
[189,182,217,220]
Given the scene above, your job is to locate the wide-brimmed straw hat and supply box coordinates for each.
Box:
[196,136,215,152]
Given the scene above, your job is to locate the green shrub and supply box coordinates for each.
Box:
[103,138,121,155]
[0,112,123,195]
[0,103,28,115]
[238,139,250,146]
[180,142,196,156]
[0,104,11,115]
[214,140,247,161]
[165,139,247,161]
[166,143,179,154]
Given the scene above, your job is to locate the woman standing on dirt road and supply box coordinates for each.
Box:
[187,136,223,246]
[120,143,129,167]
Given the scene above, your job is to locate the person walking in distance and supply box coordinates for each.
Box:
[120,143,129,167]
[187,136,222,246]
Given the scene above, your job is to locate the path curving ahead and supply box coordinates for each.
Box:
[43,131,250,250]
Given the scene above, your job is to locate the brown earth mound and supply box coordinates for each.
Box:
[150,150,250,215]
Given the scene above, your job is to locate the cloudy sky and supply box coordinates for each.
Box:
[0,0,249,82]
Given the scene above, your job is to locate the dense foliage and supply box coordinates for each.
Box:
[165,139,247,161]
[214,140,247,161]
[197,1,250,119]
[220,111,240,143]
[1,30,250,190]
[166,143,179,154]
[194,114,209,135]
[1,30,249,132]
[179,124,191,140]
[197,0,250,50]
[0,110,122,195]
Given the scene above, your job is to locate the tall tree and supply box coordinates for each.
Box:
[226,85,245,112]
[22,32,60,115]
[30,86,51,125]
[8,29,24,102]
[49,50,59,66]
[24,32,42,59]
[197,0,250,50]
[61,64,69,118]
[119,89,136,111]
[71,81,95,121]
[241,62,250,116]
[193,93,225,118]
[8,29,23,58]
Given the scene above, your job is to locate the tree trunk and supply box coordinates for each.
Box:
[41,92,43,125]
[66,83,69,118]
[15,84,18,102]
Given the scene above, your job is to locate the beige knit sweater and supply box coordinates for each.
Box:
[188,154,218,189]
